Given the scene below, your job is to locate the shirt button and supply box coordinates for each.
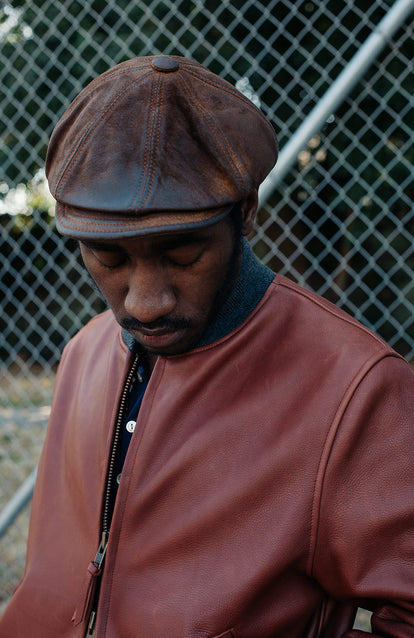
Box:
[116,473,122,484]
[126,420,136,433]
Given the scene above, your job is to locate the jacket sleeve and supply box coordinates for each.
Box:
[309,353,414,637]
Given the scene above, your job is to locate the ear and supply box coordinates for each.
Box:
[241,189,258,236]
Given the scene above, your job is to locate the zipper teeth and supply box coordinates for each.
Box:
[102,356,139,536]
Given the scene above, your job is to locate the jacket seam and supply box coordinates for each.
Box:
[307,350,405,576]
[276,276,391,350]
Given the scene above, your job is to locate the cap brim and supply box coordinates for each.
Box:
[55,202,233,239]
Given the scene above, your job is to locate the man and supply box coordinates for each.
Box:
[1,55,413,637]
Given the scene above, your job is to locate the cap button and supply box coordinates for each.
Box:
[151,55,179,73]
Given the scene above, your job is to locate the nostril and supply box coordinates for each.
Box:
[124,282,176,324]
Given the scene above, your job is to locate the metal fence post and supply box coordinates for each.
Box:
[259,0,414,204]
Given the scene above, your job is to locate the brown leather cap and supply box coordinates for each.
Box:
[46,55,278,239]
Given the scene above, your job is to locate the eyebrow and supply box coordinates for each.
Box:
[81,240,123,252]
[81,231,210,253]
[153,232,210,251]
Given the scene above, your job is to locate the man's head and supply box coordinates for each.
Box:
[79,194,257,357]
[46,55,278,355]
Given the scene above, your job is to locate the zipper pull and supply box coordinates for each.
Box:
[93,531,109,569]
[72,532,109,627]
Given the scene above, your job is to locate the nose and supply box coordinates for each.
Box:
[124,260,177,324]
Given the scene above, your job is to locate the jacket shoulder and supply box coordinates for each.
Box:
[63,308,122,351]
[268,274,396,360]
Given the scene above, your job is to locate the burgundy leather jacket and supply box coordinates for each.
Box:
[1,274,414,637]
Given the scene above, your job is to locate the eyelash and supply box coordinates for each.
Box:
[95,252,202,270]
[95,255,127,271]
[169,253,202,268]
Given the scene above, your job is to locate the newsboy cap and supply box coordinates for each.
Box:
[46,55,278,239]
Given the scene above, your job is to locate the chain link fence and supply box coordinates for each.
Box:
[0,0,413,621]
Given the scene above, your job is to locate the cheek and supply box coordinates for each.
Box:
[179,258,232,319]
[99,275,128,312]
[81,253,124,307]
[80,246,101,284]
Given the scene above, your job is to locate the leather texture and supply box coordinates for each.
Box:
[1,275,414,637]
[45,55,278,239]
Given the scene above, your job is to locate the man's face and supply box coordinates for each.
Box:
[79,218,241,358]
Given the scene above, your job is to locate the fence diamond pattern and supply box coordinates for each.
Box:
[0,0,413,615]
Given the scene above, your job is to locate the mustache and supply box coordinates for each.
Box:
[121,316,190,332]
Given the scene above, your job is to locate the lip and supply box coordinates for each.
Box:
[132,327,186,351]
[138,327,175,337]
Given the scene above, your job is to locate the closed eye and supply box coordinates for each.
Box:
[81,242,128,270]
[96,254,127,269]
[165,246,204,267]
[80,232,209,269]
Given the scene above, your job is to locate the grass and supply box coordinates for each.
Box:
[0,365,55,408]
[0,370,52,612]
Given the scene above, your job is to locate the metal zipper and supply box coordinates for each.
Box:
[85,355,139,637]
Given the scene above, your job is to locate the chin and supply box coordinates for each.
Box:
[141,334,202,358]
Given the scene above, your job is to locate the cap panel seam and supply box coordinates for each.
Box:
[52,63,151,128]
[185,67,275,130]
[180,74,250,193]
[54,72,153,199]
[181,73,249,192]
[129,73,164,211]
[124,72,155,210]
